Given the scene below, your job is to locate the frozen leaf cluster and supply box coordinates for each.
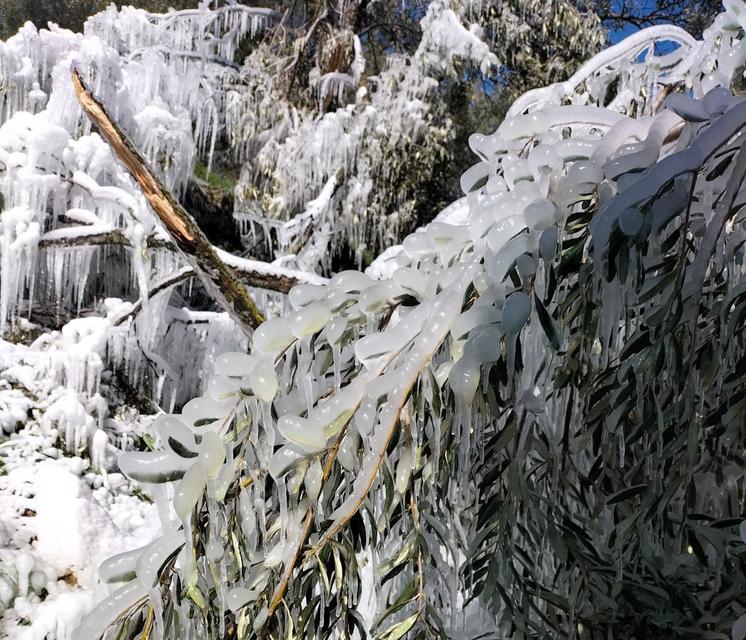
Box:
[74,2,746,638]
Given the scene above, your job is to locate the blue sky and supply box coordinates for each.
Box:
[609,21,641,44]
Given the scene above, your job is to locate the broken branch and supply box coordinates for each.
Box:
[39,228,324,294]
[72,66,265,333]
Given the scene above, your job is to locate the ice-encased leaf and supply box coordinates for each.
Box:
[288,301,331,337]
[136,532,184,590]
[173,462,208,518]
[665,94,710,121]
[181,397,227,430]
[539,226,559,261]
[277,415,327,452]
[249,360,278,402]
[502,292,531,335]
[252,318,295,353]
[448,357,481,403]
[288,283,327,310]
[227,587,261,613]
[157,416,199,459]
[523,198,556,230]
[325,317,347,344]
[73,581,148,640]
[304,457,323,501]
[199,431,226,476]
[99,545,145,584]
[618,207,643,237]
[119,450,193,483]
[215,352,257,378]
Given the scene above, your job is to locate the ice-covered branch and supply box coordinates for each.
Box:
[38,227,324,293]
[507,24,698,116]
[112,267,195,326]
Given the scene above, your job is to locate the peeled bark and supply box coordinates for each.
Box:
[72,66,265,333]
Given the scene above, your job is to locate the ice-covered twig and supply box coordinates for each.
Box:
[127,46,242,70]
[113,267,194,326]
[508,24,698,116]
[149,5,278,24]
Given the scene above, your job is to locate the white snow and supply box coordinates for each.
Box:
[0,336,158,640]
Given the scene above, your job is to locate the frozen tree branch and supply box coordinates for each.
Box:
[72,66,266,333]
[112,267,195,327]
[38,227,324,294]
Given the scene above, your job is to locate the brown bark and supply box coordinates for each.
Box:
[71,67,265,333]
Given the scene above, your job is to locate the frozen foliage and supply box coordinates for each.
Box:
[231,0,503,272]
[0,0,744,638]
[228,0,603,271]
[0,0,509,408]
[0,3,300,406]
[71,2,746,639]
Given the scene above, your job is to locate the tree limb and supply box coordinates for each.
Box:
[72,66,265,333]
[38,228,322,294]
[113,267,194,327]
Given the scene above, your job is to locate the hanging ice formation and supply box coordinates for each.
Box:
[230,1,500,273]
[229,0,604,273]
[0,3,290,407]
[74,1,746,638]
[0,0,507,409]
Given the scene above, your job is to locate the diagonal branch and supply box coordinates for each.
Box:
[72,66,265,333]
[112,267,194,326]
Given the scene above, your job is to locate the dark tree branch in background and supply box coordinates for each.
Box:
[72,66,266,333]
[591,0,721,37]
[113,267,194,326]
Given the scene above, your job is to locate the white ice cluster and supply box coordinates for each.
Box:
[75,2,746,638]
[0,0,509,410]
[231,0,498,272]
[0,4,282,407]
[0,334,158,640]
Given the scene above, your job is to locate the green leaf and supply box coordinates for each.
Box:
[377,612,419,640]
[606,484,649,505]
[533,293,562,351]
[375,579,418,629]
[141,433,156,451]
[377,531,418,580]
